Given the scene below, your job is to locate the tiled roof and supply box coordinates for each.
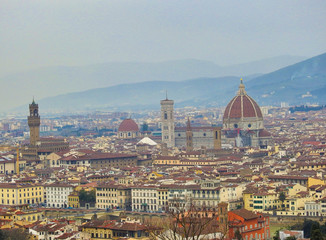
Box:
[223,88,263,120]
[259,129,272,137]
[231,209,259,220]
[118,119,139,132]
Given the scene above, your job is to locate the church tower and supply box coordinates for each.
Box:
[28,99,40,145]
[186,117,193,152]
[160,95,175,148]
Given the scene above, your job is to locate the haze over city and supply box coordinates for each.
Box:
[1,1,326,240]
[1,1,326,73]
[1,1,326,113]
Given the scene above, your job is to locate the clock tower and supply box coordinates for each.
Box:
[28,99,40,145]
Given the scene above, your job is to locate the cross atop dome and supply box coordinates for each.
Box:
[237,78,246,95]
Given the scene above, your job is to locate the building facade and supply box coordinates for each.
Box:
[45,183,74,208]
[160,98,175,148]
[96,184,132,210]
[0,183,44,206]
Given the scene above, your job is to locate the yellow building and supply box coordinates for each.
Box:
[287,183,307,196]
[0,183,44,206]
[157,187,169,211]
[307,177,325,188]
[0,156,16,175]
[81,219,148,240]
[243,192,279,212]
[75,182,98,192]
[287,196,313,215]
[148,171,163,180]
[96,184,131,210]
[153,156,181,166]
[0,209,43,222]
[68,191,80,208]
[81,220,113,239]
[299,162,326,171]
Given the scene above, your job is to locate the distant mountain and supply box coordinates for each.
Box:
[220,55,307,76]
[245,52,326,105]
[23,76,241,113]
[23,52,326,113]
[0,55,305,112]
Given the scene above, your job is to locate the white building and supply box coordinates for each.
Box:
[219,184,246,203]
[45,183,74,208]
[131,185,159,212]
[305,201,321,216]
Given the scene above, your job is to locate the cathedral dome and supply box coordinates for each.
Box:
[118,119,139,132]
[223,79,262,120]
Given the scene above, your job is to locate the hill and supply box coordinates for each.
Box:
[0,55,305,112]
[26,52,326,113]
[245,52,326,105]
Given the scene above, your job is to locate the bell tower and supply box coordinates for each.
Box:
[28,99,40,145]
[160,94,175,148]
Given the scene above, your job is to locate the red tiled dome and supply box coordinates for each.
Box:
[118,119,139,132]
[259,129,271,137]
[223,94,263,119]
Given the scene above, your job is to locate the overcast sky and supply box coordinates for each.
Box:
[1,0,326,75]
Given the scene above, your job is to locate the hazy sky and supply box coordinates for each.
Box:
[1,0,326,75]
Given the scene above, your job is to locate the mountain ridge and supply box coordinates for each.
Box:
[23,52,326,113]
[0,55,306,112]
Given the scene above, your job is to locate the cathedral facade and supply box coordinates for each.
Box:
[160,79,272,150]
[160,98,221,150]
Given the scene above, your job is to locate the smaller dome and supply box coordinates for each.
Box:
[118,119,139,132]
[259,129,271,137]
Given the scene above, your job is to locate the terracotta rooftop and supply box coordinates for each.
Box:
[118,118,139,132]
[231,209,259,220]
[223,94,263,120]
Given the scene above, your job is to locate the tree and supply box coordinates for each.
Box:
[141,122,149,132]
[273,230,281,240]
[279,192,286,210]
[311,229,323,240]
[310,221,323,240]
[0,229,31,240]
[285,236,296,240]
[311,221,320,233]
[79,189,96,203]
[234,229,243,240]
[146,203,220,240]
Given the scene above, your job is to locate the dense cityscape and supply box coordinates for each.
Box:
[1,1,326,240]
[0,80,325,240]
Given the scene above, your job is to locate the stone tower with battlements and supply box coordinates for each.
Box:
[160,96,175,148]
[186,117,193,152]
[28,99,40,145]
